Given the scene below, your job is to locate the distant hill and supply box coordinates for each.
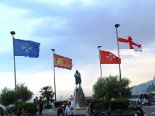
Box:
[131,76,155,94]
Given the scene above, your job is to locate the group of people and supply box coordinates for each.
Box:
[34,96,43,115]
[57,101,73,116]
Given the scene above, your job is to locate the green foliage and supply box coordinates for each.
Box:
[0,87,16,106]
[17,102,37,114]
[16,84,33,102]
[0,84,33,106]
[93,75,131,101]
[39,86,55,107]
[93,100,108,110]
[93,98,129,111]
[92,75,131,110]
[111,98,129,110]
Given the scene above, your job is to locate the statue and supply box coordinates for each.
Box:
[74,70,81,88]
[73,70,85,109]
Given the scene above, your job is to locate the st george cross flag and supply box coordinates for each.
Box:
[100,50,121,64]
[54,54,72,70]
[118,36,142,52]
[14,39,40,58]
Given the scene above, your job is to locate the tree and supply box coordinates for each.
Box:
[16,83,33,102]
[0,84,33,106]
[0,87,16,106]
[93,75,131,101]
[39,86,54,107]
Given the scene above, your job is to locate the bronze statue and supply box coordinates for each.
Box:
[74,70,81,88]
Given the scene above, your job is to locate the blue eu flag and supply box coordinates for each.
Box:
[14,39,40,58]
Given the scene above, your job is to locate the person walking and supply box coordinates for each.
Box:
[38,96,43,115]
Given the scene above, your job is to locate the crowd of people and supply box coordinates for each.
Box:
[56,101,96,116]
[57,101,74,116]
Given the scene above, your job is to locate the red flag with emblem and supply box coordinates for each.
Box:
[100,50,121,64]
[54,54,72,70]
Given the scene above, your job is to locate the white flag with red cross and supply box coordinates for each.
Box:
[118,36,142,52]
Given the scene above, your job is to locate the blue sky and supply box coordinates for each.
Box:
[0,0,155,100]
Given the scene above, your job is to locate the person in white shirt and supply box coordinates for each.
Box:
[65,102,73,116]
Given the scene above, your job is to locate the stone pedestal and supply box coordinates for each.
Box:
[73,87,86,109]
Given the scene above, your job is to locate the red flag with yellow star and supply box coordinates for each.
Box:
[54,54,72,70]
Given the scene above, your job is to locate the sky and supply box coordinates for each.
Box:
[0,0,155,100]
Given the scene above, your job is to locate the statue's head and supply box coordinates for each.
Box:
[76,70,78,73]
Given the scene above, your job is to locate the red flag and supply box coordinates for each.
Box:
[118,36,142,52]
[54,54,72,70]
[100,50,121,64]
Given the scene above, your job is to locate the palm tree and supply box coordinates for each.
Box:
[39,86,55,107]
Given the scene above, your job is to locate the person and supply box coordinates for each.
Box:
[57,104,64,116]
[74,70,82,88]
[65,102,73,116]
[17,108,22,116]
[90,101,96,116]
[68,95,75,107]
[62,102,67,111]
[38,96,43,115]
[21,108,26,116]
[33,98,37,112]
[35,97,39,111]
[17,108,25,116]
[86,102,91,116]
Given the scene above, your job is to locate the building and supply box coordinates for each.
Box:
[131,75,155,95]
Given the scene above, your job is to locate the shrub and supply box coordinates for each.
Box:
[93,99,109,110]
[17,102,37,114]
[93,98,129,111]
[111,98,129,110]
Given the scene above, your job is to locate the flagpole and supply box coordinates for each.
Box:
[115,24,122,80]
[10,31,17,90]
[51,49,56,102]
[98,46,102,77]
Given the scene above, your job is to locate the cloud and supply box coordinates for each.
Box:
[0,0,155,98]
[1,0,155,48]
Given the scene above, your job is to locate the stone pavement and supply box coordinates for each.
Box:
[35,108,86,116]
[142,105,155,116]
[38,106,155,116]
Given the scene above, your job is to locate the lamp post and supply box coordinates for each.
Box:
[98,46,102,77]
[115,24,122,80]
[10,31,17,90]
[51,49,56,102]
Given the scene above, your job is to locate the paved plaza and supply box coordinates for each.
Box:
[35,108,86,116]
[35,105,155,116]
